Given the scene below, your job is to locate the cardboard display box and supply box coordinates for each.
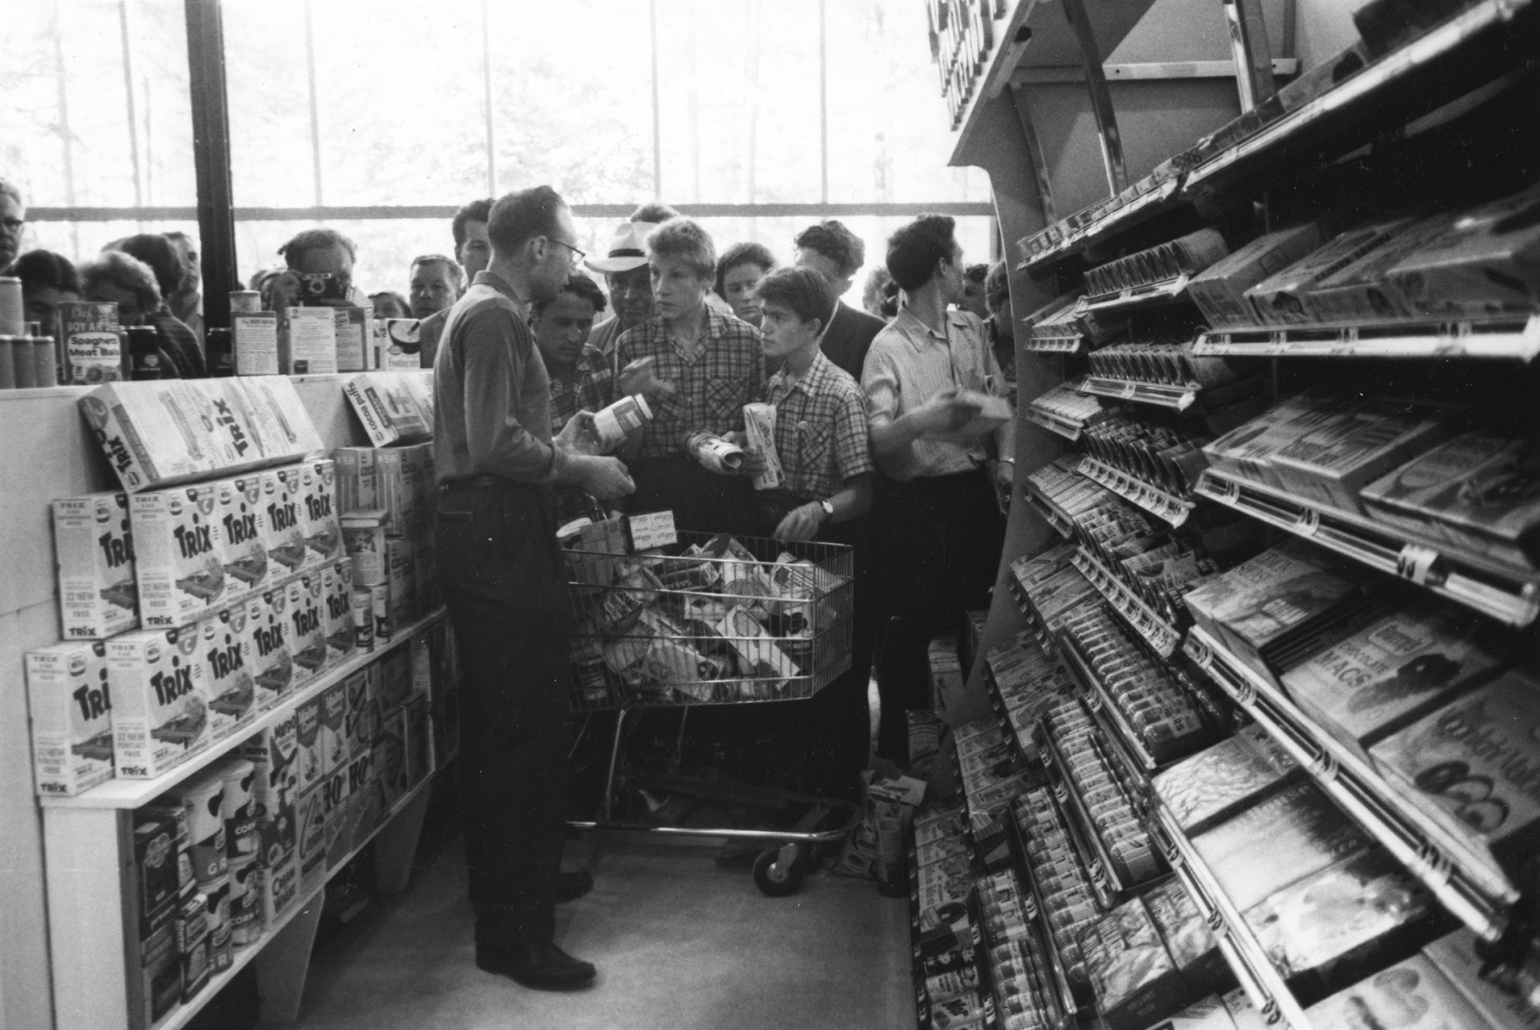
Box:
[108,627,211,779]
[25,641,116,796]
[52,492,139,639]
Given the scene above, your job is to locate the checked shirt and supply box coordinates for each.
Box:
[765,349,874,502]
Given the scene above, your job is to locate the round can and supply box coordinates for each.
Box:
[218,758,259,859]
[351,586,375,651]
[31,336,58,387]
[227,856,262,947]
[11,336,36,388]
[370,582,391,641]
[127,326,164,380]
[179,770,229,887]
[0,336,15,389]
[230,290,262,314]
[0,278,22,335]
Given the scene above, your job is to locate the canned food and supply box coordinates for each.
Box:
[0,278,22,335]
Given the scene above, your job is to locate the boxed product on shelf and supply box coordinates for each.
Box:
[78,382,209,491]
[1244,220,1411,324]
[264,466,310,577]
[378,642,414,709]
[374,704,409,809]
[1280,601,1504,764]
[138,921,182,1028]
[320,764,351,871]
[1146,994,1240,1030]
[25,641,115,797]
[294,781,328,893]
[1181,538,1376,686]
[336,748,375,856]
[134,806,186,935]
[1191,779,1370,914]
[386,537,417,629]
[1078,897,1190,1030]
[1246,847,1436,987]
[321,680,348,779]
[241,588,293,713]
[1383,184,1540,319]
[295,694,325,796]
[1268,396,1466,515]
[332,447,378,513]
[285,572,328,688]
[243,712,299,866]
[928,992,991,1030]
[1220,986,1269,1030]
[52,491,139,640]
[1201,390,1354,489]
[928,633,965,717]
[282,307,338,375]
[343,668,378,757]
[203,875,232,972]
[1300,215,1462,323]
[177,769,229,889]
[1153,723,1299,836]
[58,300,124,384]
[297,458,342,566]
[195,603,256,737]
[341,509,388,586]
[1369,671,1540,893]
[342,370,434,448]
[334,306,371,372]
[131,483,231,628]
[228,857,261,948]
[214,472,273,598]
[1141,879,1227,996]
[321,557,357,668]
[108,627,212,779]
[1361,428,1540,570]
[1423,927,1540,1030]
[375,443,432,539]
[1304,953,1486,1030]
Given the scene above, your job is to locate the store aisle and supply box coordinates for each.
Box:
[295,832,916,1030]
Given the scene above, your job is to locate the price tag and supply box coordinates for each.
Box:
[627,510,677,551]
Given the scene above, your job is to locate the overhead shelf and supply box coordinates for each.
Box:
[1037,725,1129,906]
[1019,330,1090,355]
[1192,313,1540,360]
[1079,273,1195,316]
[1076,456,1195,527]
[1184,625,1516,944]
[1079,375,1201,412]
[1195,468,1540,628]
[1018,178,1186,274]
[1069,546,1183,657]
[1056,631,1159,776]
[1024,404,1089,441]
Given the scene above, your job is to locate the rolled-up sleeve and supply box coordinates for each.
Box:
[459,308,565,484]
[861,344,900,427]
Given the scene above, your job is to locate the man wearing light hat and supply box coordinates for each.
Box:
[584,220,656,373]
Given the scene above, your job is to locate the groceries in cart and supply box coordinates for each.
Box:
[563,521,854,708]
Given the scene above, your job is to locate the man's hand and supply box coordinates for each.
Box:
[556,410,603,456]
[263,270,302,312]
[993,458,1014,491]
[617,356,677,402]
[575,455,635,501]
[773,502,825,542]
[723,432,768,477]
[912,388,982,437]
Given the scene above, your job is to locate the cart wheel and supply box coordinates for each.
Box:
[753,848,806,897]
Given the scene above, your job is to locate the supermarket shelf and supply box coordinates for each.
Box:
[1024,404,1087,441]
[1005,805,1088,1022]
[1077,456,1195,528]
[1019,330,1089,355]
[43,608,448,810]
[1069,547,1183,658]
[1192,313,1540,361]
[1038,714,1135,903]
[1146,804,1313,1030]
[1056,631,1159,776]
[1079,375,1200,413]
[981,664,1028,758]
[1019,177,1185,274]
[1080,273,1194,316]
[1184,625,1516,942]
[1024,489,1075,540]
[1196,469,1540,628]
[906,832,934,1030]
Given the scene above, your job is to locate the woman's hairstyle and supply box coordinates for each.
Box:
[714,241,776,299]
[80,250,162,313]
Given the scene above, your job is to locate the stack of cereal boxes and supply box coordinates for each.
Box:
[335,439,439,643]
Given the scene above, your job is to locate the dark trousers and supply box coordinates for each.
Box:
[436,480,572,950]
[869,467,1003,762]
[627,455,759,537]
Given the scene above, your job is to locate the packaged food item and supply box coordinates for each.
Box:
[213,472,271,599]
[1188,224,1327,329]
[1202,390,1353,489]
[332,446,378,513]
[1142,994,1240,1030]
[1385,185,1540,319]
[294,782,328,893]
[341,508,389,586]
[1078,899,1189,1030]
[1154,724,1298,836]
[322,557,357,668]
[1244,220,1411,324]
[179,894,211,1000]
[25,641,115,797]
[227,856,262,947]
[262,466,309,577]
[242,711,299,871]
[333,306,371,372]
[340,748,376,854]
[177,769,228,889]
[284,573,328,691]
[218,757,258,860]
[742,402,783,489]
[131,484,228,628]
[52,491,139,639]
[591,393,653,452]
[342,371,434,447]
[378,645,413,708]
[1423,927,1540,1030]
[687,431,747,474]
[1301,215,1461,322]
[281,307,337,374]
[374,444,429,539]
[320,761,352,870]
[58,300,125,384]
[196,603,255,737]
[1370,671,1540,899]
[133,807,184,938]
[179,380,269,473]
[233,310,279,376]
[1192,779,1369,914]
[374,705,409,809]
[1220,985,1270,1030]
[241,589,293,713]
[343,668,378,757]
[237,375,327,461]
[380,318,422,371]
[1304,953,1486,1030]
[297,458,341,568]
[108,627,210,778]
[385,537,417,629]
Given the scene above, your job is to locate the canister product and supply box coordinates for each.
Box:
[0,276,22,334]
[12,335,36,388]
[32,336,58,386]
[218,758,258,859]
[203,874,232,970]
[230,290,262,314]
[0,335,14,388]
[227,855,262,947]
[179,769,228,887]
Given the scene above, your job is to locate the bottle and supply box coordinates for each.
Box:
[127,326,165,380]
[206,328,234,377]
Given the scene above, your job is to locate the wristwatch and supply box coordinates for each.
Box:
[818,499,835,520]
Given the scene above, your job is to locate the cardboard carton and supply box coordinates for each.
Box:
[342,371,434,447]
[285,573,328,689]
[321,557,357,668]
[282,307,337,375]
[241,589,293,713]
[1244,221,1411,325]
[25,641,115,797]
[1424,928,1540,1030]
[52,492,139,639]
[1304,954,1486,1030]
[214,472,272,600]
[1188,223,1325,328]
[332,446,378,513]
[195,603,256,739]
[108,627,211,778]
[131,484,230,629]
[385,537,417,629]
[58,300,125,384]
[263,466,309,578]
[297,459,341,569]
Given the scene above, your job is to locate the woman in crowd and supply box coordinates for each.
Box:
[106,234,206,377]
[370,290,412,320]
[78,250,188,377]
[11,249,80,335]
[713,241,776,327]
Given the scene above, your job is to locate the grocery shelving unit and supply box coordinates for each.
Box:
[1075,455,1194,527]
[1192,313,1540,361]
[1068,546,1183,657]
[1078,375,1202,412]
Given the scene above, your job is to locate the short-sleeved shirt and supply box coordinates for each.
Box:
[860,306,1013,481]
[547,348,614,436]
[765,350,874,503]
[614,308,765,460]
[432,271,564,485]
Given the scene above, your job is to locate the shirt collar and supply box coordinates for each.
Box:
[771,348,832,399]
[472,269,529,311]
[892,305,962,350]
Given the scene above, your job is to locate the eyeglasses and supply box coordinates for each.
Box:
[0,218,23,235]
[549,237,586,266]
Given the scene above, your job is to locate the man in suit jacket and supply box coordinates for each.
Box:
[792,219,886,381]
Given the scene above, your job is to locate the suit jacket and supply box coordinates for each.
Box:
[820,300,886,382]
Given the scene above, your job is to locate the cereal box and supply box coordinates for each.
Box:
[177,380,268,474]
[52,492,139,639]
[242,713,299,870]
[332,446,378,513]
[282,307,337,375]
[341,510,388,586]
[374,705,410,810]
[319,765,351,870]
[320,680,348,779]
[294,783,329,893]
[344,668,378,757]
[196,603,256,739]
[80,381,214,492]
[294,695,325,797]
[131,484,230,628]
[108,627,211,779]
[263,466,309,577]
[378,645,413,708]
[334,306,371,373]
[214,472,272,599]
[297,459,341,568]
[1188,223,1325,328]
[242,589,293,713]
[236,375,325,462]
[259,853,300,927]
[342,748,376,853]
[375,446,428,539]
[322,558,357,668]
[285,573,328,690]
[404,692,432,788]
[25,641,115,797]
[385,537,416,629]
[342,371,434,448]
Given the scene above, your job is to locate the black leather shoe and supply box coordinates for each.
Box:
[476,942,597,990]
[556,869,594,903]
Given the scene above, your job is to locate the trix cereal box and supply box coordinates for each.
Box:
[263,467,309,578]
[108,627,211,779]
[79,382,210,492]
[242,589,293,713]
[214,473,272,600]
[131,484,229,628]
[322,558,357,668]
[52,491,139,639]
[297,459,341,569]
[196,603,256,740]
[285,573,328,689]
[25,641,115,797]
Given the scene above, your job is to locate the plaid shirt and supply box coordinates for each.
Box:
[547,348,615,435]
[615,308,765,459]
[765,350,874,502]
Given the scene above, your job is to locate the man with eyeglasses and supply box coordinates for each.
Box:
[0,178,26,274]
[433,185,633,993]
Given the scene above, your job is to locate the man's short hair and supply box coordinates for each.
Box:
[12,249,80,295]
[80,251,162,313]
[0,178,23,207]
[279,227,356,269]
[793,219,865,279]
[965,263,989,286]
[110,234,187,300]
[487,186,567,257]
[886,214,956,292]
[451,198,493,249]
[630,202,681,224]
[985,260,1010,308]
[368,290,411,316]
[534,273,609,319]
[411,253,465,291]
[714,241,776,299]
[753,266,834,328]
[647,218,716,280]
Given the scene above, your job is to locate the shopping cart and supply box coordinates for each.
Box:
[562,528,863,896]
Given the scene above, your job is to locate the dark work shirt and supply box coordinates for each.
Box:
[820,300,886,382]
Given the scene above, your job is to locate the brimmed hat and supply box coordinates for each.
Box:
[585,221,655,274]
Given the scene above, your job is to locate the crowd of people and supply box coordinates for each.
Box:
[1,172,1020,994]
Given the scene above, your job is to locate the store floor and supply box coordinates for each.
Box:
[295,829,915,1030]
